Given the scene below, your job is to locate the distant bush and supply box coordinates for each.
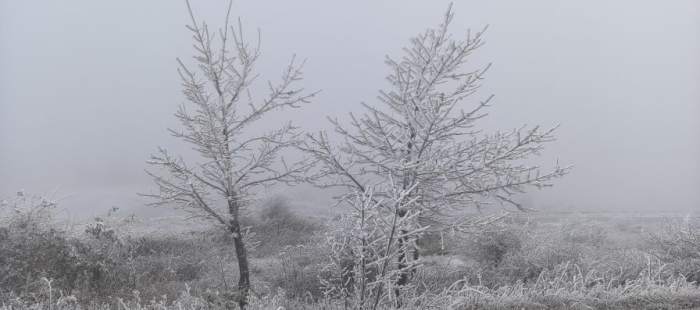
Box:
[470,226,523,267]
[416,232,457,256]
[456,219,594,288]
[560,215,610,245]
[478,218,671,290]
[611,217,643,233]
[259,195,296,223]
[484,234,577,286]
[252,195,322,257]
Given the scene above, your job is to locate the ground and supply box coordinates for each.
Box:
[1,196,699,309]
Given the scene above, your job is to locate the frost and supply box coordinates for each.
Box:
[300,5,570,303]
[139,1,319,307]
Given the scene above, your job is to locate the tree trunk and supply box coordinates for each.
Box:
[226,195,251,309]
[395,235,408,284]
[230,221,250,309]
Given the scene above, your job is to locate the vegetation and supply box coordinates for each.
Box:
[2,190,699,309]
[301,3,570,302]
[140,0,318,308]
[2,2,696,310]
[322,185,427,309]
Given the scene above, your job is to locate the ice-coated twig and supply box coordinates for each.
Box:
[140,1,319,308]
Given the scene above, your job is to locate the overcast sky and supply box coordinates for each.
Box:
[1,0,698,215]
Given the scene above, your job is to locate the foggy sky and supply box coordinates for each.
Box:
[1,0,699,214]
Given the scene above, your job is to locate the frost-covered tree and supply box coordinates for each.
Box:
[141,1,317,307]
[302,4,570,296]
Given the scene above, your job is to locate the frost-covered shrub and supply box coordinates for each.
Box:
[77,217,214,302]
[251,196,323,257]
[0,190,86,296]
[259,195,295,223]
[469,225,524,267]
[274,243,327,300]
[85,217,118,241]
[1,190,59,232]
[644,214,700,283]
[478,226,583,287]
[560,216,610,245]
[0,225,84,295]
[416,232,450,256]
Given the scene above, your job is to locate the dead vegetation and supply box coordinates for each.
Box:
[2,191,699,309]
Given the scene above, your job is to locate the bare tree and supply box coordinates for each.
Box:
[302,4,570,299]
[141,1,318,308]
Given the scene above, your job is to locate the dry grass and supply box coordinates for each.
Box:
[2,194,699,310]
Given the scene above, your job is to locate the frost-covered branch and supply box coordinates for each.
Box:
[322,182,427,309]
[301,4,571,223]
[140,1,318,307]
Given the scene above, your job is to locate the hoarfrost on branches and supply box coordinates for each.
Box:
[302,5,571,301]
[322,180,428,309]
[140,1,318,307]
[302,4,571,231]
[142,3,318,226]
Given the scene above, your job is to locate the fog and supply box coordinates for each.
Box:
[1,0,698,217]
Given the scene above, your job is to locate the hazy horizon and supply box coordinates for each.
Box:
[1,0,699,216]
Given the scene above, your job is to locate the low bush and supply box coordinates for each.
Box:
[251,195,323,257]
[560,215,610,245]
[417,232,454,256]
[470,227,523,267]
[274,243,327,300]
[0,224,85,297]
[258,195,296,223]
[481,231,581,287]
[74,222,218,303]
[459,218,645,289]
[0,191,88,298]
[643,214,700,283]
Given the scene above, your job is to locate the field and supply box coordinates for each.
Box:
[1,194,699,310]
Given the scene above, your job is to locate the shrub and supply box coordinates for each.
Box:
[644,214,700,283]
[0,224,85,296]
[0,194,220,306]
[259,195,296,223]
[251,195,322,257]
[416,232,453,256]
[0,191,88,297]
[75,222,215,303]
[473,224,583,287]
[275,243,327,300]
[469,226,523,267]
[560,215,610,245]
